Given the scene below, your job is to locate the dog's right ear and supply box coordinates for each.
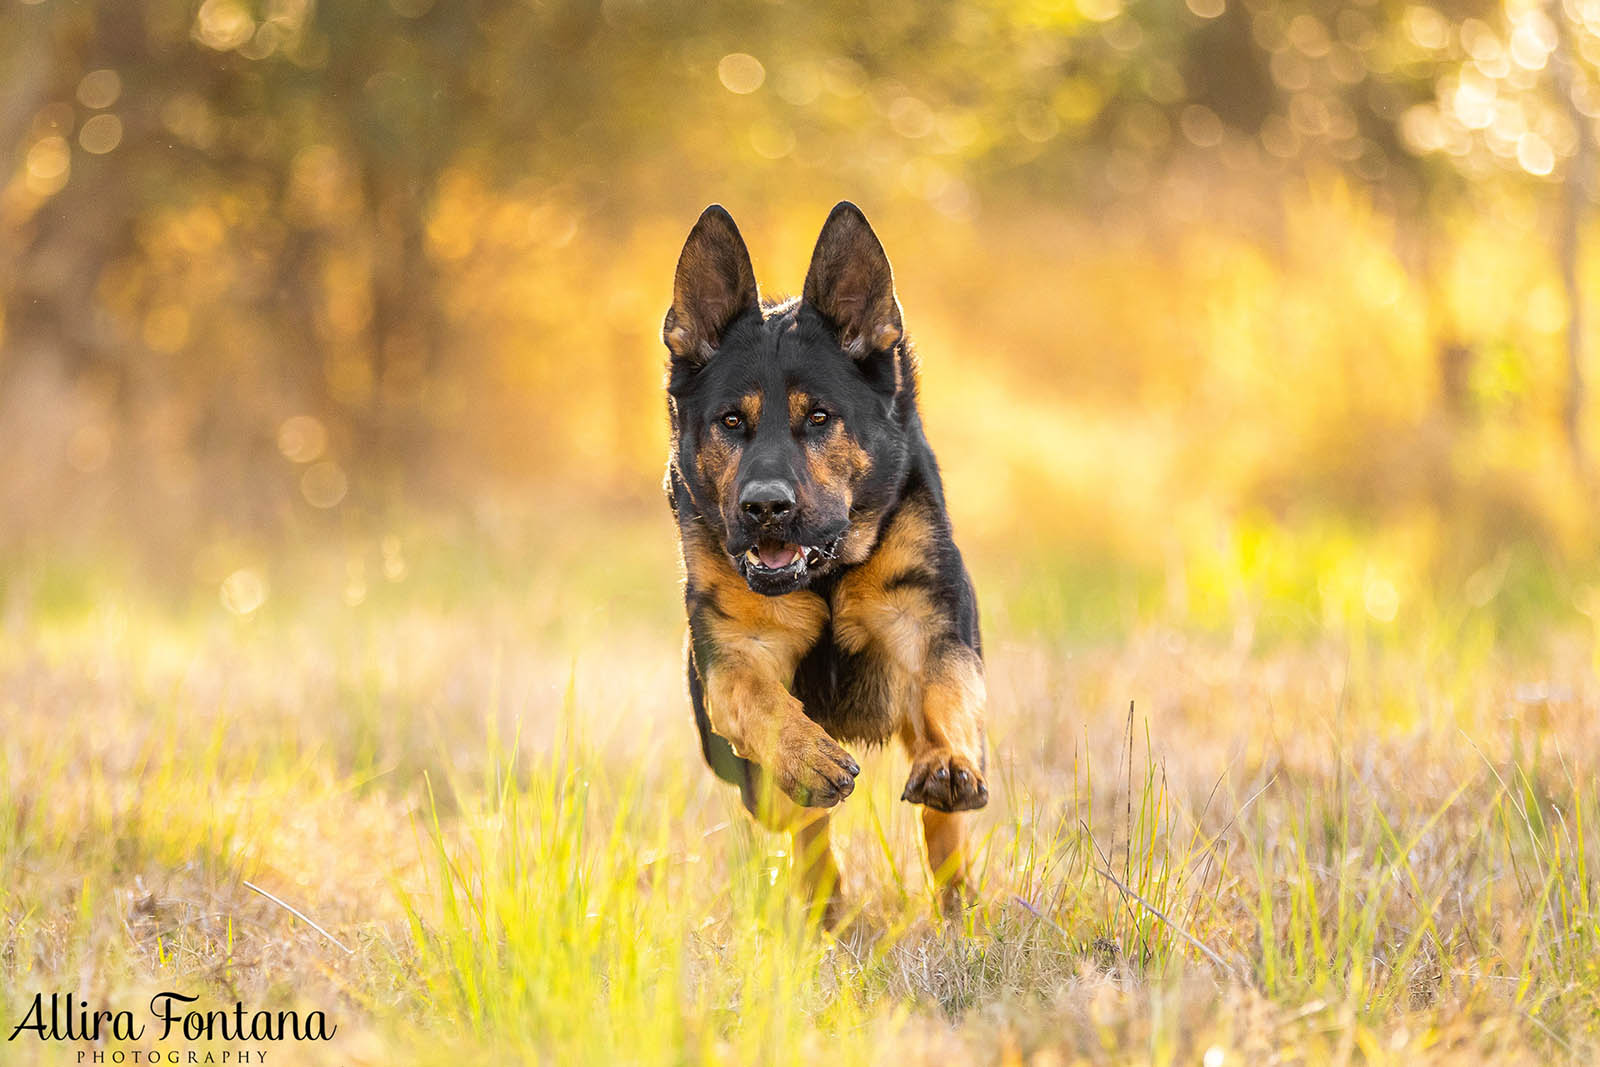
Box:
[662,205,759,368]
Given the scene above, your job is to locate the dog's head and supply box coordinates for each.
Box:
[664,202,914,596]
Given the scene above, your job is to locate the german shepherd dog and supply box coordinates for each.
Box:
[663,202,988,917]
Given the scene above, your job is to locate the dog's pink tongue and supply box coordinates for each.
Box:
[758,542,798,569]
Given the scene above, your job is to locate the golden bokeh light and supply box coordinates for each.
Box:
[343,557,366,605]
[276,415,328,464]
[79,113,123,155]
[219,567,268,615]
[1516,130,1556,175]
[25,135,70,196]
[76,69,122,109]
[747,120,795,160]
[195,0,256,51]
[1179,104,1224,148]
[300,460,349,509]
[1363,575,1400,623]
[717,53,765,95]
[381,535,408,582]
[1078,0,1123,23]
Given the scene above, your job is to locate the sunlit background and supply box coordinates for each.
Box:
[4,0,1600,643]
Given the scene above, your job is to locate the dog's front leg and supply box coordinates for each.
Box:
[900,642,988,909]
[702,655,860,809]
[684,537,851,809]
[901,642,989,811]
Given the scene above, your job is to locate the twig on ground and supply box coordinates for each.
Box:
[242,880,355,955]
[1013,894,1072,938]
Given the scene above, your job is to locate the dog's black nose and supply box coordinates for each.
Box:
[739,479,795,524]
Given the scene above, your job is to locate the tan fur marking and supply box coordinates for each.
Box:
[693,434,738,513]
[809,426,871,494]
[792,388,871,492]
[833,584,934,667]
[788,390,812,425]
[792,394,873,536]
[679,520,726,584]
[837,518,884,566]
[741,392,761,428]
[664,321,692,356]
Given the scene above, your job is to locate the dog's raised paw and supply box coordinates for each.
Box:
[775,721,860,807]
[902,749,987,811]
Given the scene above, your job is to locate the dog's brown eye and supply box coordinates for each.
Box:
[721,413,743,430]
[809,409,829,426]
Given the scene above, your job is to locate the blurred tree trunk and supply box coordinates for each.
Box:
[362,164,441,496]
[1,3,139,394]
[0,5,63,395]
[1391,159,1471,515]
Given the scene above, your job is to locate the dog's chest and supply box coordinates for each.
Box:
[788,572,931,744]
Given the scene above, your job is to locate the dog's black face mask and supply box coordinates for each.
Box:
[664,204,914,596]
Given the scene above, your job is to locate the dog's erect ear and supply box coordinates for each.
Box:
[663,205,759,367]
[802,201,903,357]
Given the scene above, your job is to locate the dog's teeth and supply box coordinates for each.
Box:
[746,548,761,565]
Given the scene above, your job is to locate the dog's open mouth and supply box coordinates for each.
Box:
[743,540,827,572]
[735,537,840,587]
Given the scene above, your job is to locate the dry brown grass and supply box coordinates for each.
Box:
[3,524,1598,1064]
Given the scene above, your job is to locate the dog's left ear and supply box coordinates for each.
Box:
[802,201,903,357]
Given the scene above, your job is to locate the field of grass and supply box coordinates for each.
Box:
[3,510,1599,1065]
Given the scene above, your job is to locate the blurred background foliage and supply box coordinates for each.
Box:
[5,0,1600,642]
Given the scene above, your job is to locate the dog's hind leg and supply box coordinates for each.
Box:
[743,765,845,925]
[921,807,969,917]
[793,809,843,926]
